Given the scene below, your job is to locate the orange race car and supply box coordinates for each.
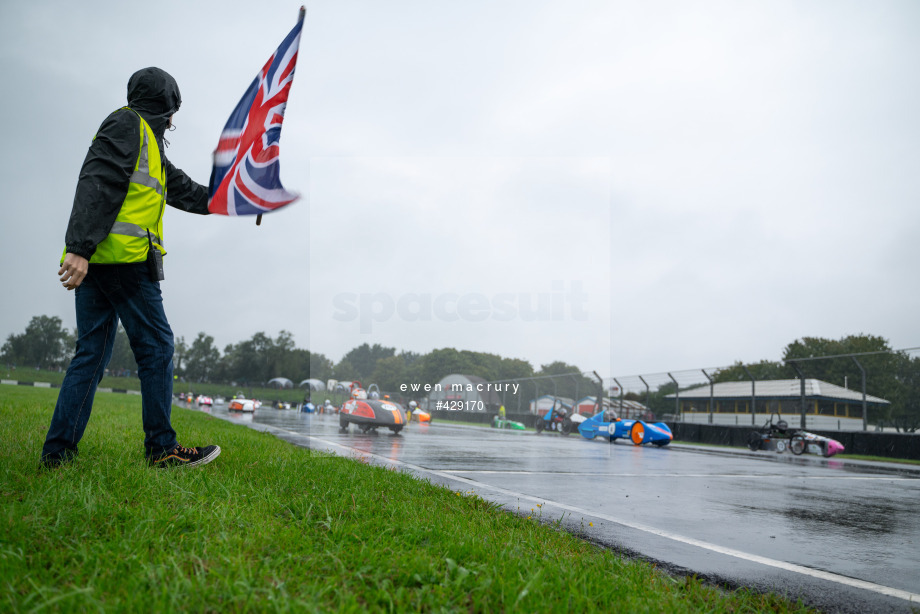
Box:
[339,387,408,434]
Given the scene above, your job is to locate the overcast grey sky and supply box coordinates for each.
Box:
[1,0,918,381]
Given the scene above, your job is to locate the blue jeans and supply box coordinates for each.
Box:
[41,262,177,462]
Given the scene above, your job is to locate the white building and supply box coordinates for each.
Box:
[668,378,889,431]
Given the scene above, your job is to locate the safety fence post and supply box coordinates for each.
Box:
[592,371,604,415]
[638,375,650,417]
[701,369,714,424]
[789,361,807,429]
[742,364,756,425]
[852,356,868,431]
[667,373,679,420]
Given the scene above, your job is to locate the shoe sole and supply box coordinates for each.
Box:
[185,445,221,468]
[151,445,222,468]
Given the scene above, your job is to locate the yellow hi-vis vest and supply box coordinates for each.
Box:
[68,107,167,264]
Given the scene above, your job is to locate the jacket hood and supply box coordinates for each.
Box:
[127,67,181,142]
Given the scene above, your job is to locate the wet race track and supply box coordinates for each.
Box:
[192,404,920,613]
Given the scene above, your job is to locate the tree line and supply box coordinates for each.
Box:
[0,315,594,400]
[4,317,917,429]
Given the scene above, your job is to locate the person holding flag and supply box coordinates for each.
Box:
[44,10,305,470]
[43,67,221,469]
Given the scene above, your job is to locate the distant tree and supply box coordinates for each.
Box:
[1,315,71,369]
[535,361,593,401]
[212,331,315,386]
[370,355,408,393]
[713,360,792,383]
[308,352,334,383]
[459,350,502,380]
[417,348,479,384]
[220,341,248,384]
[269,331,296,373]
[496,357,534,381]
[275,347,307,382]
[184,332,221,382]
[885,353,920,432]
[332,358,359,382]
[783,335,895,390]
[341,343,396,382]
[172,336,189,377]
[263,330,298,380]
[1,330,28,366]
[652,381,679,417]
[220,332,274,385]
[399,350,422,368]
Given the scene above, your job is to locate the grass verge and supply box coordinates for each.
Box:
[1,387,812,612]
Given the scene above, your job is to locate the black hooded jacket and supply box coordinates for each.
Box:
[64,67,210,260]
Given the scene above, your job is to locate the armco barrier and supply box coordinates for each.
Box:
[665,422,920,461]
[4,380,60,389]
[3,380,141,396]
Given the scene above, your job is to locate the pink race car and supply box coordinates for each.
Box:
[748,418,844,457]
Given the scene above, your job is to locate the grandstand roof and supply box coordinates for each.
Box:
[666,378,888,404]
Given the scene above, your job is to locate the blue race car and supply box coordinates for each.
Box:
[577,410,672,446]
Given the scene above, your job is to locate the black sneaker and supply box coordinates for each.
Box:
[39,450,78,470]
[149,444,221,468]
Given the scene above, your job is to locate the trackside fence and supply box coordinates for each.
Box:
[420,349,920,460]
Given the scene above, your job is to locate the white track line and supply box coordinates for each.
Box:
[440,470,913,480]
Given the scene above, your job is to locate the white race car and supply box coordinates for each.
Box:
[228,398,256,412]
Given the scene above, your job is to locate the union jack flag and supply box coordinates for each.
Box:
[208,9,304,216]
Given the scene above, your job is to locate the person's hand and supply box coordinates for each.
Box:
[59,253,89,291]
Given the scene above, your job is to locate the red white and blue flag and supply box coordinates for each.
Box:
[208,9,304,216]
